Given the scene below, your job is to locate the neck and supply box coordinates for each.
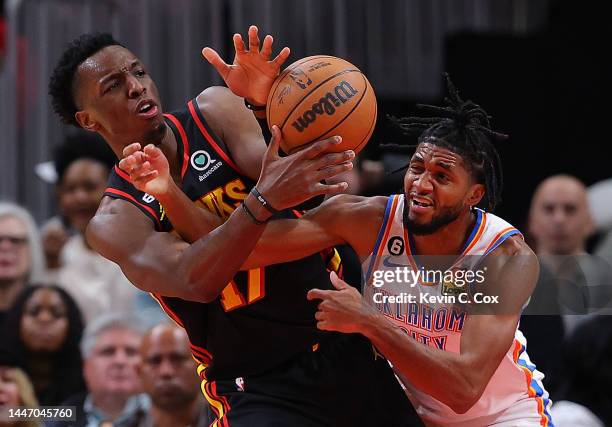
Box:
[89,392,130,420]
[107,122,181,179]
[0,279,25,310]
[157,124,182,181]
[150,397,202,427]
[411,209,476,256]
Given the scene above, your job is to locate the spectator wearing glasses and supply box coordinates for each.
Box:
[0,202,45,326]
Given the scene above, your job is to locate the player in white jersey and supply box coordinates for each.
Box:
[124,75,553,426]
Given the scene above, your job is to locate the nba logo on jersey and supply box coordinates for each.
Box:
[235,377,245,392]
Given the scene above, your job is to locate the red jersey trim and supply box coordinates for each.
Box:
[104,187,161,229]
[164,113,190,179]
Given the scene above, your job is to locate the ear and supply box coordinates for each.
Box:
[75,110,100,132]
[466,183,485,208]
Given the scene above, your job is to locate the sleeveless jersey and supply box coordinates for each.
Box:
[104,99,347,383]
[361,195,554,427]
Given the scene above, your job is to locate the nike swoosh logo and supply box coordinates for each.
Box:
[382,256,411,269]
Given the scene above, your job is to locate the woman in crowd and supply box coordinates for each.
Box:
[2,285,86,406]
[0,346,40,427]
[0,203,45,326]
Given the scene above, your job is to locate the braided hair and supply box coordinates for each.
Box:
[386,73,508,212]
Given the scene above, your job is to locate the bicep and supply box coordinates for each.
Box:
[86,200,193,299]
[459,238,539,381]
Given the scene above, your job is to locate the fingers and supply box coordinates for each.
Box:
[307,288,331,301]
[300,136,342,160]
[132,169,159,185]
[202,47,231,79]
[248,25,260,52]
[312,149,354,170]
[330,271,349,290]
[118,151,146,174]
[261,35,273,60]
[271,46,291,67]
[312,181,349,196]
[232,34,246,55]
[316,321,332,331]
[264,125,282,161]
[143,143,163,160]
[316,161,353,182]
[122,142,142,158]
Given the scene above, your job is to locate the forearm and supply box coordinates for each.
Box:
[176,194,270,301]
[156,181,222,243]
[360,312,480,413]
[240,218,343,270]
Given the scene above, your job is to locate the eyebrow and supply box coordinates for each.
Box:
[436,161,453,170]
[99,60,141,85]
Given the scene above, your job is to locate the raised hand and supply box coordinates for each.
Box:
[255,126,355,211]
[118,143,171,197]
[202,25,290,106]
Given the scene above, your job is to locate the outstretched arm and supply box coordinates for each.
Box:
[241,194,385,269]
[308,236,539,414]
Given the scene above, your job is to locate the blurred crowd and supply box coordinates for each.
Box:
[1,129,612,426]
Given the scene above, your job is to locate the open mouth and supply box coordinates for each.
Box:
[136,101,159,118]
[411,196,433,208]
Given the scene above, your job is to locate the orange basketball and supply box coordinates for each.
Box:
[266,55,377,154]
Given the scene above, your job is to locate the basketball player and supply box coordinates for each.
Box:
[130,75,553,426]
[48,29,419,426]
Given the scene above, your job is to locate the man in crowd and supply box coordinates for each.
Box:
[52,313,148,427]
[132,323,207,427]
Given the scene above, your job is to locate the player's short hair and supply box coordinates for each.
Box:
[54,131,116,183]
[48,33,122,127]
[387,74,508,212]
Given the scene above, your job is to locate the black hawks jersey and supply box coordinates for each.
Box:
[104,98,346,381]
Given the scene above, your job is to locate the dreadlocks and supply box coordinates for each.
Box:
[386,73,508,212]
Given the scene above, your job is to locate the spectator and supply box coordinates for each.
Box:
[53,313,148,427]
[528,174,612,330]
[522,174,612,398]
[130,323,207,427]
[0,346,40,427]
[551,316,612,426]
[41,132,153,324]
[0,203,45,325]
[2,285,85,406]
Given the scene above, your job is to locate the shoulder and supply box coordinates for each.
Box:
[494,234,536,258]
[485,234,539,288]
[195,86,246,119]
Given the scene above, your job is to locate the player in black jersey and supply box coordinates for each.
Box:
[49,28,421,426]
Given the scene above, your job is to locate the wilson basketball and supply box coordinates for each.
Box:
[266,55,377,154]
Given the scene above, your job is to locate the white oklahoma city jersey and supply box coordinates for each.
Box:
[362,195,554,427]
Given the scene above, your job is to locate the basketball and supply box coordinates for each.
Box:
[266,55,377,155]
